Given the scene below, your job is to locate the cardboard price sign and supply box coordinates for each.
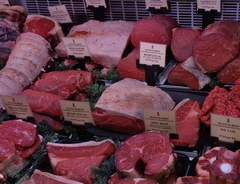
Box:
[140,42,167,67]
[85,0,106,8]
[145,0,168,9]
[48,5,72,24]
[144,109,176,134]
[59,100,94,125]
[197,0,221,12]
[62,37,90,58]
[1,96,33,119]
[0,0,9,5]
[211,114,240,143]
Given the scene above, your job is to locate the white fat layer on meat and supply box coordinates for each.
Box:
[209,157,216,164]
[173,98,190,111]
[181,57,211,89]
[47,139,114,147]
[220,163,232,174]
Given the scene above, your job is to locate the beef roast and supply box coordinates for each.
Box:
[131,14,177,48]
[0,139,16,171]
[167,57,211,90]
[20,89,64,118]
[217,57,240,84]
[93,78,175,134]
[117,48,145,81]
[22,169,83,184]
[171,99,200,147]
[193,20,240,73]
[175,176,209,184]
[115,132,175,182]
[171,28,201,62]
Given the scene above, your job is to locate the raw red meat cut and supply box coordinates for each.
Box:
[93,79,175,134]
[175,176,209,184]
[0,120,37,147]
[108,173,121,184]
[33,113,64,131]
[131,14,177,48]
[47,140,116,183]
[167,57,211,90]
[217,57,240,84]
[171,28,201,62]
[19,135,42,158]
[20,89,64,118]
[0,139,16,171]
[23,15,64,46]
[171,99,200,147]
[74,93,87,101]
[115,178,158,184]
[40,70,94,92]
[193,20,240,73]
[115,132,175,182]
[22,169,83,184]
[117,48,145,80]
[199,84,240,126]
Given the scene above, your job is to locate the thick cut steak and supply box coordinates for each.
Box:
[0,120,37,147]
[19,135,42,158]
[47,140,116,184]
[117,48,145,81]
[56,20,134,68]
[167,57,211,90]
[171,99,200,147]
[23,15,63,46]
[93,78,175,134]
[175,176,209,184]
[171,28,201,62]
[131,14,177,48]
[20,89,64,118]
[115,132,175,182]
[0,139,16,171]
[22,169,83,184]
[193,20,240,73]
[217,57,240,84]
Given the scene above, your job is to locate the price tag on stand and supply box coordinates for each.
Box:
[48,5,72,24]
[144,109,176,134]
[145,0,168,9]
[59,100,94,126]
[197,0,221,12]
[211,114,240,143]
[85,0,107,8]
[140,42,167,67]
[62,37,90,58]
[0,0,9,5]
[1,95,33,119]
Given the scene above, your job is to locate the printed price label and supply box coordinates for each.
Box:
[211,114,240,143]
[0,0,9,5]
[48,5,72,24]
[144,109,176,134]
[140,42,167,67]
[62,37,90,58]
[1,95,33,119]
[85,0,107,8]
[59,100,94,125]
[145,0,168,9]
[197,0,221,12]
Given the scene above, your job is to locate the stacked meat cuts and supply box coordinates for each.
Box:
[93,78,175,134]
[0,120,42,182]
[0,5,27,67]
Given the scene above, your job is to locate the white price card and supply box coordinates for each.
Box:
[1,95,33,119]
[144,109,176,134]
[48,5,72,24]
[140,42,167,67]
[145,0,168,9]
[0,0,9,5]
[211,114,240,143]
[85,0,107,8]
[197,0,221,12]
[62,37,90,58]
[59,100,94,126]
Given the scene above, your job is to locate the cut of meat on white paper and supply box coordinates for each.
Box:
[140,42,167,67]
[145,0,168,9]
[197,0,221,12]
[0,0,9,5]
[85,0,107,8]
[48,5,72,24]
